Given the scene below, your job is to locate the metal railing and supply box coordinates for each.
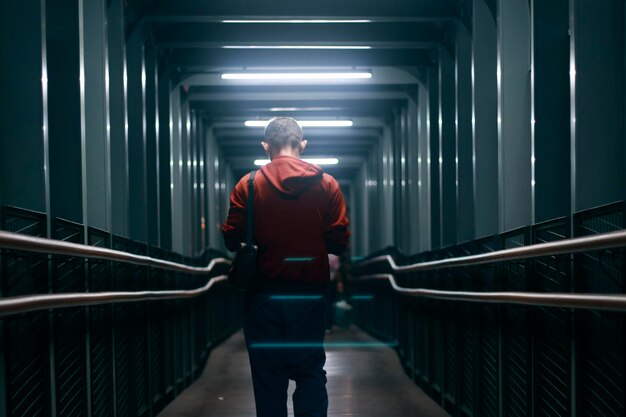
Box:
[0,230,231,317]
[355,228,626,272]
[0,229,230,274]
[352,274,626,311]
[351,228,626,310]
[348,203,626,417]
[0,208,244,417]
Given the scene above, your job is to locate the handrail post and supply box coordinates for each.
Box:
[0,292,7,417]
[47,253,58,417]
[146,261,154,417]
[84,246,93,417]
[0,248,6,417]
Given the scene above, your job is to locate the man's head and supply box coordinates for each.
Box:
[261,117,308,159]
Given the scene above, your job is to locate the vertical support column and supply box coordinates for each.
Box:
[205,127,218,249]
[47,0,83,223]
[170,86,183,254]
[568,2,578,415]
[0,0,47,214]
[439,46,457,246]
[391,109,401,249]
[428,67,441,249]
[370,142,382,252]
[81,0,110,232]
[532,0,570,223]
[0,4,48,416]
[407,97,421,253]
[472,0,499,238]
[497,0,532,231]
[107,0,129,237]
[359,163,370,256]
[198,117,207,251]
[190,110,199,255]
[456,20,475,243]
[570,2,625,415]
[382,126,394,248]
[126,26,148,243]
[47,1,84,415]
[80,0,112,414]
[145,44,159,247]
[181,102,192,256]
[157,67,172,250]
[571,0,625,211]
[417,81,432,251]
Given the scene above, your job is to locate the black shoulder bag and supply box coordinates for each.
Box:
[227,170,258,290]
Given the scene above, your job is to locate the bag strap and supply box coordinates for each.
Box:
[246,170,256,245]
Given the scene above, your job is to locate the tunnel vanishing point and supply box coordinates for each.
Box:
[1,0,626,416]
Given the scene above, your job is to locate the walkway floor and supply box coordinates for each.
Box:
[157,326,450,417]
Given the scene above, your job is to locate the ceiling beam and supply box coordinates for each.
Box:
[149,0,458,20]
[167,48,436,69]
[155,23,444,46]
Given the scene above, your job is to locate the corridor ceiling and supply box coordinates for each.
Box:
[128,0,465,181]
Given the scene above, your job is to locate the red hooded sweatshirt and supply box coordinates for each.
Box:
[222,155,350,284]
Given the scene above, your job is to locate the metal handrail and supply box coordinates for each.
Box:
[354,229,626,273]
[0,275,228,317]
[352,274,626,311]
[0,229,234,317]
[0,230,231,274]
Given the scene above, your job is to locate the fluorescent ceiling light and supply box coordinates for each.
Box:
[245,120,353,127]
[222,45,371,50]
[222,19,371,24]
[267,107,343,112]
[222,72,372,80]
[254,158,339,166]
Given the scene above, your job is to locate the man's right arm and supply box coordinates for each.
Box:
[221,177,247,252]
[324,179,350,255]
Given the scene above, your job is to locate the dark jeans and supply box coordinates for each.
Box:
[243,286,328,417]
[324,281,337,331]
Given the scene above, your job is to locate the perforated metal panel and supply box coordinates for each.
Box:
[88,228,114,417]
[1,207,243,417]
[574,203,625,417]
[1,208,50,417]
[477,305,498,417]
[112,236,132,417]
[501,229,531,417]
[2,207,47,297]
[51,219,87,417]
[532,218,571,417]
[348,203,626,417]
[474,238,499,417]
[114,307,132,417]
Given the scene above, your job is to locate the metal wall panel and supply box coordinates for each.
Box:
[497,0,532,232]
[472,0,499,239]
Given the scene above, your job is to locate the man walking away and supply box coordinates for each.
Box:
[222,117,350,417]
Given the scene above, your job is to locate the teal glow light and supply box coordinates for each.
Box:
[270,295,323,300]
[249,341,398,349]
[284,257,315,262]
[350,295,375,300]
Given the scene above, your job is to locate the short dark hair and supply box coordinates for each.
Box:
[264,117,303,149]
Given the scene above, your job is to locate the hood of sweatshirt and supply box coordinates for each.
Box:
[260,155,323,197]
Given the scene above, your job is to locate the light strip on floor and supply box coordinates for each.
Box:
[254,158,339,166]
[222,45,371,50]
[222,72,372,80]
[222,19,371,23]
[245,120,353,127]
[249,342,398,348]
